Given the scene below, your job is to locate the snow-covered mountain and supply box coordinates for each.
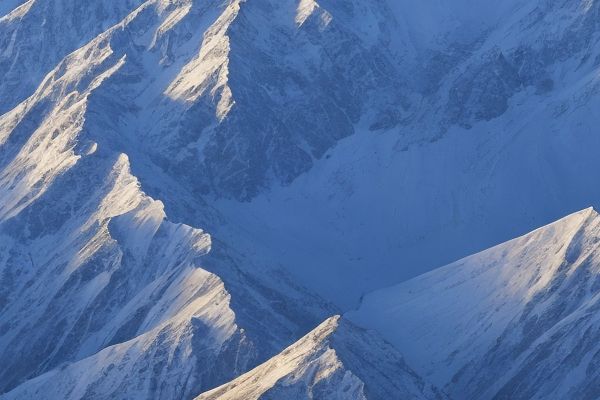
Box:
[350,208,600,399]
[3,0,600,308]
[0,128,332,397]
[0,3,338,396]
[2,0,600,398]
[1,0,420,309]
[214,0,600,308]
[197,316,445,400]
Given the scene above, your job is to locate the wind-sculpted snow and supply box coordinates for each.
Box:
[197,316,446,400]
[350,208,600,399]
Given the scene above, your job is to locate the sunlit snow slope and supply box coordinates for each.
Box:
[0,1,337,397]
[350,208,600,399]
[197,316,445,400]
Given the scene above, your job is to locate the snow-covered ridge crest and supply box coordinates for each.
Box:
[350,207,600,399]
[0,55,126,221]
[197,315,446,400]
[0,128,221,372]
[0,136,331,398]
[0,0,34,22]
[0,0,148,114]
[164,0,239,119]
[0,5,336,395]
[295,0,331,28]
[2,0,417,203]
[0,0,227,218]
[0,133,330,397]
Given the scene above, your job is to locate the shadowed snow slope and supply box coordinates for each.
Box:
[212,0,600,308]
[350,208,600,400]
[196,316,446,400]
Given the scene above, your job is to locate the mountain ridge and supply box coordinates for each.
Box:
[2,0,600,398]
[349,207,600,399]
[196,315,446,400]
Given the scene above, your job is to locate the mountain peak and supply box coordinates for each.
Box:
[350,207,600,399]
[197,315,445,400]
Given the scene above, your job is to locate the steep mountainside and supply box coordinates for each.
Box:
[0,1,336,397]
[350,208,600,399]
[2,0,424,308]
[213,0,600,307]
[3,0,600,310]
[197,316,445,400]
[0,140,332,398]
[2,0,600,399]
